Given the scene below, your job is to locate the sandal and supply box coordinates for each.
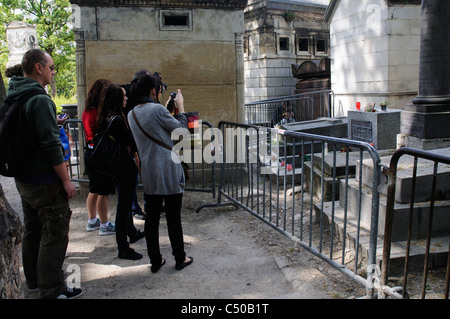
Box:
[175,257,193,271]
[151,259,166,273]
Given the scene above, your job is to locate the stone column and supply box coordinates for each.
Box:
[74,29,86,115]
[235,33,245,123]
[74,28,87,175]
[400,0,450,148]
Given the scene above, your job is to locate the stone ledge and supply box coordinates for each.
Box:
[70,0,248,9]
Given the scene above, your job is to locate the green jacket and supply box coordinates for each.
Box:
[6,76,64,178]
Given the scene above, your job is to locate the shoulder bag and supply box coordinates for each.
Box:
[90,116,133,177]
[131,110,189,182]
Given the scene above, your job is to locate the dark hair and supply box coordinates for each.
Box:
[97,84,126,130]
[131,69,150,84]
[21,49,49,75]
[129,73,160,102]
[5,64,23,78]
[85,79,112,111]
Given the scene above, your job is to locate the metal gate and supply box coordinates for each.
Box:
[197,121,383,295]
[380,147,450,299]
[64,119,217,197]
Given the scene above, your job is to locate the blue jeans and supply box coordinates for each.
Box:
[114,166,140,253]
[16,180,71,299]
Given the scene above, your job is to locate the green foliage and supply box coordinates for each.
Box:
[53,94,77,114]
[1,0,76,98]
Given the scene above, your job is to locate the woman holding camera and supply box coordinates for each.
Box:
[127,74,193,273]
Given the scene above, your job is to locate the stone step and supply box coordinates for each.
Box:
[358,148,450,204]
[339,178,450,242]
[315,201,450,275]
[302,150,395,202]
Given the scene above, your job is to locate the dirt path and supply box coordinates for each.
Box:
[1,176,366,300]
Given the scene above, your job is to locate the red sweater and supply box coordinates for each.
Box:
[82,108,98,146]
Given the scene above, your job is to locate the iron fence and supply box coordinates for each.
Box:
[198,121,383,296]
[64,119,216,197]
[244,89,335,127]
[380,147,450,299]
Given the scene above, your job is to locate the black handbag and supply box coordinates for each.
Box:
[131,110,189,182]
[90,116,132,177]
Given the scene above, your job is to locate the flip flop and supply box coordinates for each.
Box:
[175,257,193,271]
[151,259,166,273]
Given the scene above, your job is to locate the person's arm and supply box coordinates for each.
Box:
[53,162,77,199]
[173,89,185,113]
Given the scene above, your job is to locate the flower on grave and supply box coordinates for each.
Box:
[364,103,376,112]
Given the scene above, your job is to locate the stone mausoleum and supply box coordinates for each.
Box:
[69,0,248,126]
[243,0,330,103]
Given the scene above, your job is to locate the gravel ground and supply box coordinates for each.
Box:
[1,175,367,303]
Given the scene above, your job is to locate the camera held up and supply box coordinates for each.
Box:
[167,91,177,114]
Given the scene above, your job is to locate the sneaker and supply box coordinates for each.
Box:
[99,222,116,236]
[57,287,83,299]
[118,248,143,260]
[86,218,100,231]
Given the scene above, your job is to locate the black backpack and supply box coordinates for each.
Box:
[0,87,47,177]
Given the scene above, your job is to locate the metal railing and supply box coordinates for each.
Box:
[198,121,382,295]
[64,119,217,197]
[245,89,335,127]
[380,148,450,299]
[64,119,86,182]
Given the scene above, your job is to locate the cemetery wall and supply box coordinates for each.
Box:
[329,0,420,113]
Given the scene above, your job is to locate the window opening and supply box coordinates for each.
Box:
[164,14,189,26]
[280,37,290,51]
[298,38,309,52]
[316,39,326,53]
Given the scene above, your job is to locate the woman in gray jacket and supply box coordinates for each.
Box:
[127,74,193,273]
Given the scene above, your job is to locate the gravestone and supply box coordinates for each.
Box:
[348,109,401,150]
[6,21,39,68]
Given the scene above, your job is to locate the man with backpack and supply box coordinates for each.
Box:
[4,49,81,299]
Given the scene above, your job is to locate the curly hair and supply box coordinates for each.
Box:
[85,79,112,111]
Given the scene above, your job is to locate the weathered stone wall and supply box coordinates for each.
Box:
[244,0,329,103]
[71,1,247,126]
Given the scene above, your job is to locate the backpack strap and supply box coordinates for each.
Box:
[1,87,47,118]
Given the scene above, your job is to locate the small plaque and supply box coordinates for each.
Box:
[351,120,372,143]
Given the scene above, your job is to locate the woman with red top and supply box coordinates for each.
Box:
[82,79,116,236]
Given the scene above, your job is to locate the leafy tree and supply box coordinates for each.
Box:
[1,0,75,98]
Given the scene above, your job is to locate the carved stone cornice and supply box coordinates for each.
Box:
[69,0,248,10]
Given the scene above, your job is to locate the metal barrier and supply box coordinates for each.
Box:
[64,119,87,182]
[380,148,450,299]
[245,89,335,127]
[198,121,382,295]
[64,119,217,197]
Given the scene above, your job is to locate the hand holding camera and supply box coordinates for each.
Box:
[166,89,184,114]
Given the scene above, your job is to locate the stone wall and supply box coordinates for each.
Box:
[71,1,247,126]
[328,0,421,113]
[244,0,329,103]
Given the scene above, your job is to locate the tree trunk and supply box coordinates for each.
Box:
[0,183,24,299]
